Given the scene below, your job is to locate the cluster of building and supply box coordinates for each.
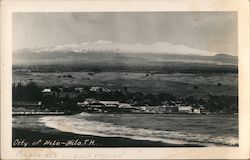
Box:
[13,85,211,115]
[12,98,206,115]
[77,98,205,114]
[41,86,112,98]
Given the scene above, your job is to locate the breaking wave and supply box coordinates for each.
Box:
[39,113,238,147]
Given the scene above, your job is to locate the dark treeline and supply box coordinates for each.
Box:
[12,82,238,114]
[12,81,42,101]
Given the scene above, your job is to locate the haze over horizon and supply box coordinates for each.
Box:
[13,12,238,56]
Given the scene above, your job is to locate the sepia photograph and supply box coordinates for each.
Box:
[12,12,238,147]
[1,0,249,159]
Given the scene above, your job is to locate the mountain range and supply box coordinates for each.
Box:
[13,41,237,66]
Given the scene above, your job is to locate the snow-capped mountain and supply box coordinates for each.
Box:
[13,41,237,65]
[14,40,216,56]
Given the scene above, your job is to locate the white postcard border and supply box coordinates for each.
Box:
[1,0,249,159]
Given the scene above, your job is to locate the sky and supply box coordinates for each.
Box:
[13,12,238,55]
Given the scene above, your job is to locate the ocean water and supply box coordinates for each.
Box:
[40,113,238,147]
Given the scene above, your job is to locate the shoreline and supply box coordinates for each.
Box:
[12,114,238,147]
[12,128,204,147]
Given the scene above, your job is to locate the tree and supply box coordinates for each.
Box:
[193,85,199,90]
[123,86,128,93]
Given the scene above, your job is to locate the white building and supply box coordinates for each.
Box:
[42,88,52,96]
[42,88,51,93]
[119,103,132,108]
[193,108,201,114]
[90,87,101,92]
[178,106,193,113]
[90,86,111,92]
[77,99,119,108]
[99,101,119,107]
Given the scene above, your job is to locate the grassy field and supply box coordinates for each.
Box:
[13,70,238,98]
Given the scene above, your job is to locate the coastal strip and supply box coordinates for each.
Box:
[12,128,203,147]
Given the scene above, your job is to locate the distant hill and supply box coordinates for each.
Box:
[211,54,237,64]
